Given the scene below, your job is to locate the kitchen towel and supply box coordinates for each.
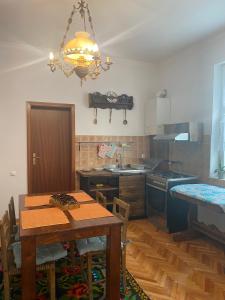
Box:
[106,143,117,158]
[98,143,111,158]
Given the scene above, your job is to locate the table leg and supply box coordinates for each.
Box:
[21,237,36,300]
[106,224,121,300]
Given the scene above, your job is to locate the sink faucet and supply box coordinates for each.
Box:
[116,153,123,169]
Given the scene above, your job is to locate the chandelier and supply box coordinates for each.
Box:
[48,0,112,85]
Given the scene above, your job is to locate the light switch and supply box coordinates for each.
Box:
[10,171,16,176]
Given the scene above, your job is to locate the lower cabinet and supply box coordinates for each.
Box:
[119,175,146,219]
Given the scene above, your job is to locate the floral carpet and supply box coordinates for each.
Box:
[0,249,150,300]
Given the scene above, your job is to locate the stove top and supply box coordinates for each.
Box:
[150,170,192,179]
[146,170,198,190]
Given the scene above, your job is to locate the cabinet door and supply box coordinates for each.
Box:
[156,98,171,125]
[144,98,171,135]
[119,175,145,218]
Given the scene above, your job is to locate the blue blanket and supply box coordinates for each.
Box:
[170,184,225,213]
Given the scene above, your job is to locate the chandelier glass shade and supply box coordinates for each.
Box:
[48,0,112,85]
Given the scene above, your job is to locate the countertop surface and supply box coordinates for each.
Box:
[77,169,149,177]
[77,170,120,177]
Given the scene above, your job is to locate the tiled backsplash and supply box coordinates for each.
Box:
[75,135,150,171]
[169,135,211,180]
[168,135,225,187]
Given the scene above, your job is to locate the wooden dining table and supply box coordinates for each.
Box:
[19,192,122,300]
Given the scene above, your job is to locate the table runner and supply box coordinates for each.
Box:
[69,203,113,221]
[21,207,69,229]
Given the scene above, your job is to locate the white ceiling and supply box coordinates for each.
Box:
[1,0,225,62]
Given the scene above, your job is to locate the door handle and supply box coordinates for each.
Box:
[32,153,40,165]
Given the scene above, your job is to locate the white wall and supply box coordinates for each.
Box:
[158,30,225,134]
[158,29,225,232]
[0,51,157,215]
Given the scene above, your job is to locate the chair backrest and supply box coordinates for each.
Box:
[8,196,16,233]
[113,198,130,242]
[0,211,12,272]
[96,191,107,208]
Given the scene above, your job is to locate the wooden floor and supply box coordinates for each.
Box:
[126,219,225,300]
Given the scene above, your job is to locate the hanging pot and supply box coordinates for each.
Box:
[93,108,98,124]
[109,108,112,123]
[123,109,128,125]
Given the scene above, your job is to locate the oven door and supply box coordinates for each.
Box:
[146,183,166,217]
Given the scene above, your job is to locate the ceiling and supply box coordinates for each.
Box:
[1,0,225,63]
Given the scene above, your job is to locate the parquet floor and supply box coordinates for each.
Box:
[126,219,225,300]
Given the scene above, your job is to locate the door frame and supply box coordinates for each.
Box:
[27,101,75,194]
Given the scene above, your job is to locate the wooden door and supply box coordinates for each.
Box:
[27,102,75,194]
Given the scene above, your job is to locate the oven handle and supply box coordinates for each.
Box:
[146,183,167,192]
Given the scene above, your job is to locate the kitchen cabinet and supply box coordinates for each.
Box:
[78,171,146,218]
[119,174,146,219]
[78,171,119,207]
[144,97,171,135]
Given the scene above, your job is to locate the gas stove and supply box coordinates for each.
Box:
[146,170,198,191]
[146,170,198,232]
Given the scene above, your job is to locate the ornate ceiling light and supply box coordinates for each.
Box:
[48,0,112,85]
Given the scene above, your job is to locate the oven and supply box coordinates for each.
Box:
[146,180,167,217]
[146,171,199,232]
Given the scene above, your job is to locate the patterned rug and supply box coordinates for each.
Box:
[0,249,150,300]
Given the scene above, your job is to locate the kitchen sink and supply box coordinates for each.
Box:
[105,168,147,174]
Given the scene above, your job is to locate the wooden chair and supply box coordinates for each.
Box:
[8,197,18,242]
[76,197,130,299]
[95,191,107,207]
[0,211,67,300]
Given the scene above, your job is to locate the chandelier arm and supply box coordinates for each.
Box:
[57,63,76,78]
[100,62,110,72]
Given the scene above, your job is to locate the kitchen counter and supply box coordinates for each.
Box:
[77,170,146,219]
[77,169,149,177]
[77,170,119,177]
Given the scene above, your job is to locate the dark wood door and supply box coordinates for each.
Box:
[27,102,75,194]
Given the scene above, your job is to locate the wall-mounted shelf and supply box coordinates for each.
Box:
[89,92,134,110]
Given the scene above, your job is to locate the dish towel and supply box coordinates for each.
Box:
[106,143,117,158]
[98,143,111,158]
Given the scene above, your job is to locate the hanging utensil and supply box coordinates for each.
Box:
[109,108,112,123]
[123,109,128,125]
[93,108,97,124]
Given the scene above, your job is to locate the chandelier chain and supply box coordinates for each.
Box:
[86,4,96,39]
[60,4,77,51]
[60,0,96,52]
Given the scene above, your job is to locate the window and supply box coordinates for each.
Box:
[210,63,225,178]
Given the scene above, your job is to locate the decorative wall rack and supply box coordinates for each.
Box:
[89,92,134,109]
[89,92,134,125]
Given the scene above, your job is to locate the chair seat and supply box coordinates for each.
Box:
[76,236,106,256]
[11,241,67,269]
